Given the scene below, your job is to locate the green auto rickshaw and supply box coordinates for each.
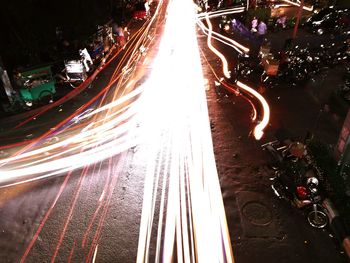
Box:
[16,65,56,106]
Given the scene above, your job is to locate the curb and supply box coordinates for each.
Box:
[322,198,350,259]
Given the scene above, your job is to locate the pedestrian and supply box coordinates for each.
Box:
[276,14,287,29]
[257,20,267,37]
[251,16,258,33]
[116,25,126,49]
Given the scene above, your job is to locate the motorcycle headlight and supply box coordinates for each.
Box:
[224,24,230,32]
[310,187,318,194]
[317,28,324,35]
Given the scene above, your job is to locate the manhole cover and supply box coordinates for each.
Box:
[242,201,273,226]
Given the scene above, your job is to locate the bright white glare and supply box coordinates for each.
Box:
[136,0,234,262]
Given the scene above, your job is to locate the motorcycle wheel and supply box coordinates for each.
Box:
[307,209,328,228]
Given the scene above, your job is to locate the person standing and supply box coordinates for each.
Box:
[116,25,126,49]
[257,20,267,36]
[251,17,258,33]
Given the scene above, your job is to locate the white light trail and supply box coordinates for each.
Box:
[196,6,246,19]
[205,14,231,78]
[196,19,250,54]
[136,0,234,262]
[236,81,270,140]
[281,0,313,11]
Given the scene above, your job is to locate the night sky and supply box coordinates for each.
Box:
[0,0,121,69]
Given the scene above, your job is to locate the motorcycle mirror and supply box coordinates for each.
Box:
[307,177,319,187]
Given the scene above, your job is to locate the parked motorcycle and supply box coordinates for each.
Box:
[262,139,328,228]
[271,171,328,228]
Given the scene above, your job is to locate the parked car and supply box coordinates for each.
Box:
[304,7,350,35]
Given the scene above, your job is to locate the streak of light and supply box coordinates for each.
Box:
[198,47,258,123]
[51,166,90,263]
[236,81,270,140]
[67,240,76,263]
[281,0,313,11]
[1,6,158,156]
[0,97,138,166]
[0,18,162,186]
[11,17,148,132]
[136,0,234,261]
[20,170,74,263]
[196,19,249,54]
[92,244,98,263]
[82,161,110,249]
[12,44,120,130]
[195,7,249,54]
[204,13,270,140]
[196,6,246,19]
[205,14,231,78]
[18,1,163,261]
[84,154,127,263]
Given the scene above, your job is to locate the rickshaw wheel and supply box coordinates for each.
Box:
[38,90,54,105]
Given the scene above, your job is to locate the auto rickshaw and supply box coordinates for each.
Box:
[16,65,56,106]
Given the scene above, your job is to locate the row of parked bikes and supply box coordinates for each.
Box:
[235,39,350,89]
[261,133,329,228]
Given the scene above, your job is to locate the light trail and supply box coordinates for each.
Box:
[236,81,270,140]
[199,47,258,123]
[19,2,167,260]
[205,13,231,78]
[196,6,249,55]
[136,0,234,262]
[281,0,313,11]
[8,0,235,261]
[0,0,166,187]
[196,19,250,54]
[204,12,270,140]
[196,6,246,19]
